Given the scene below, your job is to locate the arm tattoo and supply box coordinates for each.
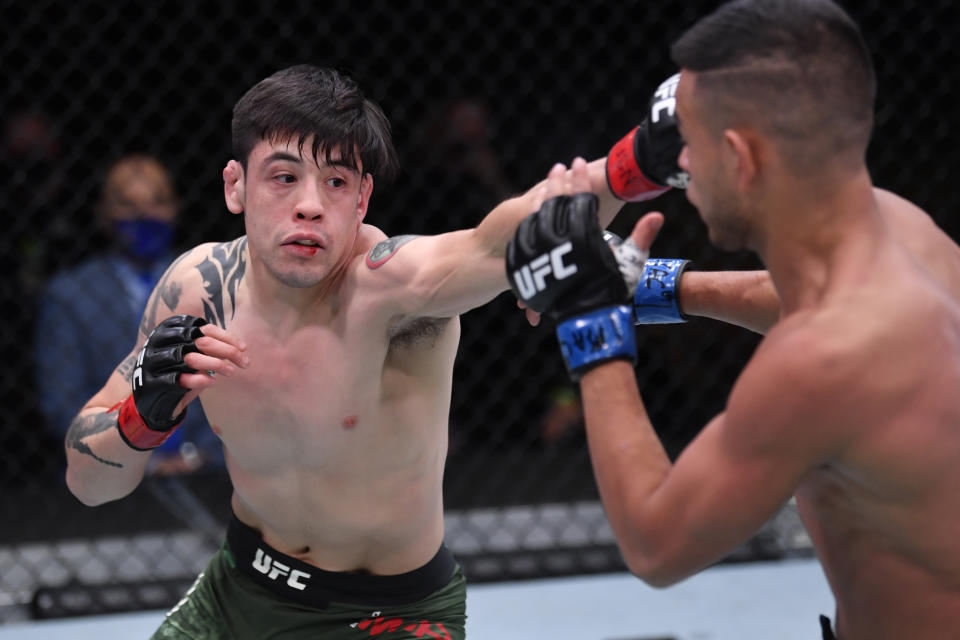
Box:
[115,350,139,381]
[139,249,193,337]
[366,235,421,269]
[197,237,248,329]
[66,410,123,468]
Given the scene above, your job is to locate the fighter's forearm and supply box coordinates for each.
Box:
[578,362,680,584]
[590,158,627,228]
[677,270,780,335]
[64,405,151,506]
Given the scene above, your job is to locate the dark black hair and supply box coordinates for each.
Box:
[671,0,876,167]
[232,65,399,182]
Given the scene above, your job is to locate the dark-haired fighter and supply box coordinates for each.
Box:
[60,63,692,638]
[508,2,960,639]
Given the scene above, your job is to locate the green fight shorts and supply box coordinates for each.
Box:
[151,514,466,639]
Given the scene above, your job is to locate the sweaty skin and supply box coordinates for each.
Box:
[64,137,622,576]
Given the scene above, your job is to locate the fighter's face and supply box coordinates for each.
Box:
[236,137,372,288]
[676,72,751,252]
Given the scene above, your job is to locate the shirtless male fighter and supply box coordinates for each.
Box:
[61,64,682,638]
[507,2,960,638]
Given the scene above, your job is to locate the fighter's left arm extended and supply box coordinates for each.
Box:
[361,157,623,319]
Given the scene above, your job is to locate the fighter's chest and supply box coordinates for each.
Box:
[205,320,386,433]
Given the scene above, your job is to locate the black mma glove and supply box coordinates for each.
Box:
[606,73,690,201]
[116,314,206,451]
[507,194,636,380]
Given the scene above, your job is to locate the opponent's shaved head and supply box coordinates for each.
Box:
[671,0,876,172]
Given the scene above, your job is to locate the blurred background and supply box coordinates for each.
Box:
[1,0,956,623]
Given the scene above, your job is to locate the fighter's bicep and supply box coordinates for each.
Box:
[361,231,496,317]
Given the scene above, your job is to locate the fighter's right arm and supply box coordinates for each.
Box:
[64,244,248,506]
[676,270,779,335]
[612,220,780,335]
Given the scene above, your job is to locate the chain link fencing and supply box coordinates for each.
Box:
[1,0,956,623]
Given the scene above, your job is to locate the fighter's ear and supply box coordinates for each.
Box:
[357,173,373,222]
[722,128,758,193]
[224,160,245,214]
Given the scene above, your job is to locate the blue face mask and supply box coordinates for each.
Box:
[113,218,174,262]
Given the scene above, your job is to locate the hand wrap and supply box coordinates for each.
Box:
[633,258,692,324]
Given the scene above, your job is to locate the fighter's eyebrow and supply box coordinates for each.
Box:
[264,151,302,165]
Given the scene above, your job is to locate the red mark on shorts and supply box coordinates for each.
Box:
[342,415,359,430]
[355,616,451,638]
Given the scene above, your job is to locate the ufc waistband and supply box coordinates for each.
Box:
[226,513,456,609]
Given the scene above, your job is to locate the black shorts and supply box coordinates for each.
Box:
[820,614,837,640]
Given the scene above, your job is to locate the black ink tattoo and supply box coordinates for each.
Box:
[139,249,193,338]
[366,235,420,269]
[115,350,139,381]
[66,410,124,468]
[197,237,248,329]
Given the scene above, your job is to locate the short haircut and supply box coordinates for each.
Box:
[671,0,876,170]
[232,65,399,182]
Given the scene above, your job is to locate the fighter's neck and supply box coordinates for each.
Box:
[758,170,881,315]
[243,258,352,335]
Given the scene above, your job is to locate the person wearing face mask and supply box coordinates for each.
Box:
[35,153,222,475]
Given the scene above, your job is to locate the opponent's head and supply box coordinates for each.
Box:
[98,154,179,263]
[670,0,876,251]
[223,65,399,288]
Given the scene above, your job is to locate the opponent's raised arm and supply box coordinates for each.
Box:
[63,245,249,506]
[609,222,780,334]
[505,191,828,588]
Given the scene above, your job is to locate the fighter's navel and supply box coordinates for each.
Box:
[342,415,359,430]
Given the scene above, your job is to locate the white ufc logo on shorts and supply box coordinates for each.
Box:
[252,547,311,591]
[512,241,578,299]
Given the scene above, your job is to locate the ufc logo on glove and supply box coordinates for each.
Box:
[511,241,578,298]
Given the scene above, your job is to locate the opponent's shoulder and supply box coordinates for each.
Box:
[728,316,866,435]
[139,237,249,334]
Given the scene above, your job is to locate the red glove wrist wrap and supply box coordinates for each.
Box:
[606,127,672,202]
[114,395,181,451]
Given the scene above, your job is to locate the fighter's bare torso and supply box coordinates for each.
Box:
[743,192,960,638]
[144,227,459,575]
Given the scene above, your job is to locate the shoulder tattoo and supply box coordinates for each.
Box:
[197,237,248,329]
[366,235,420,269]
[138,248,193,338]
[66,410,123,468]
